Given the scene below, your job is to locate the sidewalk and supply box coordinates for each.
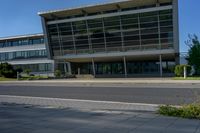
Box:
[1,78,200,84]
[1,101,200,133]
[0,95,158,112]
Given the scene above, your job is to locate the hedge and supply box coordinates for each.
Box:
[174,65,191,77]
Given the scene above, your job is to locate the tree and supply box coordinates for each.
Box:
[0,63,16,78]
[185,34,200,75]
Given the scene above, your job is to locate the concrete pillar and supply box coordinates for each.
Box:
[123,56,127,78]
[78,68,80,75]
[66,62,72,75]
[173,0,180,55]
[64,63,67,75]
[41,17,52,59]
[159,55,163,77]
[92,58,96,77]
[175,53,180,65]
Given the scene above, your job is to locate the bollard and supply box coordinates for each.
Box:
[184,66,187,79]
[17,72,20,80]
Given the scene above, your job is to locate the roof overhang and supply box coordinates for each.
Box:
[38,0,172,20]
[0,33,44,41]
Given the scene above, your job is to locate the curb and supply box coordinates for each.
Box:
[1,79,200,84]
[0,95,159,112]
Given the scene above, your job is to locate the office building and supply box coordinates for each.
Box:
[0,34,54,75]
[39,0,179,77]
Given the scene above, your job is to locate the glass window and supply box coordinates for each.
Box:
[141,34,159,40]
[73,21,87,31]
[39,64,45,71]
[141,28,158,35]
[12,41,19,46]
[140,11,157,18]
[159,10,172,15]
[121,14,138,20]
[121,18,138,25]
[32,38,43,44]
[140,22,158,29]
[20,40,28,45]
[0,42,4,48]
[140,16,158,23]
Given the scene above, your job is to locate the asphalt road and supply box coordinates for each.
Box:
[0,83,200,105]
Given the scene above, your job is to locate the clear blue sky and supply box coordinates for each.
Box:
[0,0,199,52]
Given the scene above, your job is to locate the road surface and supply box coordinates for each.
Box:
[0,82,199,105]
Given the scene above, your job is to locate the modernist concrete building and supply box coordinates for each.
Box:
[0,34,54,75]
[38,0,179,77]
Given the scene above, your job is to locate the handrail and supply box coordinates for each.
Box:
[61,43,173,55]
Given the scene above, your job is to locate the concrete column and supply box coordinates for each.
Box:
[85,20,92,51]
[64,62,67,75]
[173,0,180,54]
[119,16,124,51]
[66,62,72,75]
[92,58,96,77]
[138,14,142,50]
[159,55,163,77]
[123,56,127,78]
[102,18,107,51]
[78,68,80,75]
[41,17,52,59]
[51,61,55,72]
[175,53,180,65]
[158,12,161,50]
[70,22,77,54]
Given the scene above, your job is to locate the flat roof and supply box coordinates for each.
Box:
[0,33,44,41]
[39,0,172,19]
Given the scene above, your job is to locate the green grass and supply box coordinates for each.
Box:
[158,104,200,119]
[0,77,16,81]
[20,75,49,80]
[173,77,200,80]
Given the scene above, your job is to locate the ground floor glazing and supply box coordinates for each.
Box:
[56,54,177,77]
[13,63,53,73]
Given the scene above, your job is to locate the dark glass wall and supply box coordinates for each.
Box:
[0,50,47,61]
[0,37,44,48]
[47,9,173,56]
[13,63,52,72]
[70,60,175,76]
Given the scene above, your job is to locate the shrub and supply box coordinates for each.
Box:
[1,70,16,78]
[0,63,16,78]
[15,67,23,74]
[158,104,200,119]
[158,105,183,117]
[55,70,61,78]
[24,69,31,76]
[174,65,191,77]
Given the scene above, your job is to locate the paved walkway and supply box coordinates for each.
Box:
[1,78,200,84]
[0,103,200,133]
[0,95,158,111]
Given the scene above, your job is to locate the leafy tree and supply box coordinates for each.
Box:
[185,34,200,75]
[0,63,16,78]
